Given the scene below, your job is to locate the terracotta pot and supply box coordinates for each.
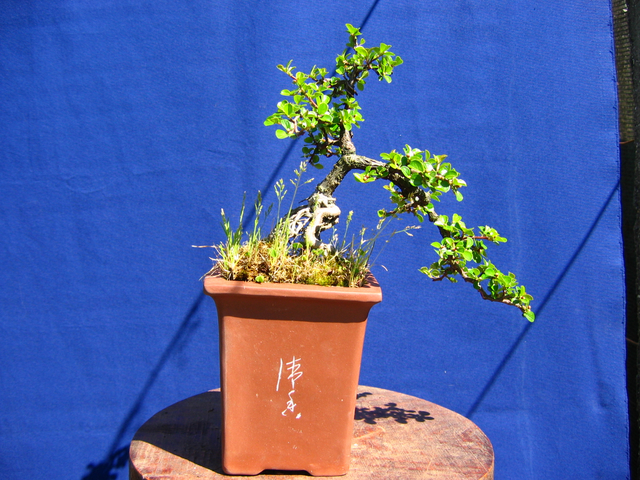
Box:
[204,274,382,476]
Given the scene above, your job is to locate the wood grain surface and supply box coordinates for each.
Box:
[129,386,494,479]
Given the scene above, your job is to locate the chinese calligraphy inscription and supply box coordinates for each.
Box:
[277,356,303,418]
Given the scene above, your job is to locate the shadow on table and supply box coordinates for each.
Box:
[133,390,224,473]
[355,391,434,425]
[133,388,434,476]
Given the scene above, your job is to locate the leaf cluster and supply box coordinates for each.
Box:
[421,214,534,321]
[263,24,403,167]
[354,145,467,221]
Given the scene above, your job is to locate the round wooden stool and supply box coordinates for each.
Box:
[129,386,494,479]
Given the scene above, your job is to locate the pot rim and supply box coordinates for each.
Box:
[204,272,382,303]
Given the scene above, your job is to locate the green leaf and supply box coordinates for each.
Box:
[434,215,448,227]
[409,174,422,187]
[375,166,388,177]
[353,172,374,183]
[275,129,289,139]
[409,160,425,172]
[455,190,464,202]
[285,103,294,116]
[355,46,368,57]
[346,23,360,35]
[523,310,536,322]
[483,266,496,278]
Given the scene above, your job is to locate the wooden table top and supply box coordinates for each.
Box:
[129,386,494,479]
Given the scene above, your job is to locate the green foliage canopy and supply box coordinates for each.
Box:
[264,24,534,321]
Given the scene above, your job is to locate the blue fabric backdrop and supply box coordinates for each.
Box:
[0,1,628,479]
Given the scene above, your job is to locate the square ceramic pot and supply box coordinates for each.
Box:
[204,274,382,476]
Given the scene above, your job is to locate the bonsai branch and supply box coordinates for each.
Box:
[432,262,525,311]
[280,150,445,250]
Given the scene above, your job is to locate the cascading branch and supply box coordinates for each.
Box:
[263,24,535,321]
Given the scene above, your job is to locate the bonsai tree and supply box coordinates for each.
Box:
[208,24,534,322]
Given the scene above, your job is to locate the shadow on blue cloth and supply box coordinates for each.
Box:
[466,181,620,419]
[81,292,205,480]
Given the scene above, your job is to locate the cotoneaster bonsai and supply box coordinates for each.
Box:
[200,24,534,476]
